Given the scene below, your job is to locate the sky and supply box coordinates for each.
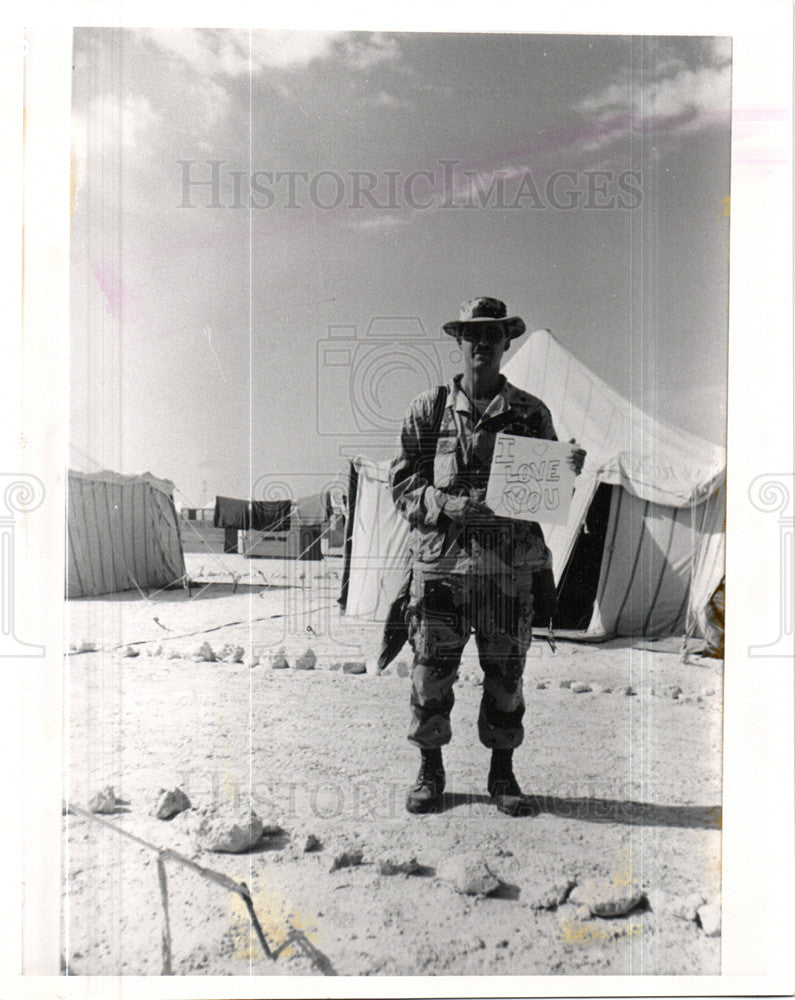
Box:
[70,29,732,507]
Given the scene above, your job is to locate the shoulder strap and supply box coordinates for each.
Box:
[418,384,449,480]
[430,383,449,436]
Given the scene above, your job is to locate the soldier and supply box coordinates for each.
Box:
[390,297,585,815]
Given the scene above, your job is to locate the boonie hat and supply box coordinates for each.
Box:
[442,296,526,340]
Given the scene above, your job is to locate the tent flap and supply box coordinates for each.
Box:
[342,457,411,621]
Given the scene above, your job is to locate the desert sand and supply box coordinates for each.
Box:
[62,553,722,976]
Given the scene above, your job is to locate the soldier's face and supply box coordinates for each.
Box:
[458,324,510,376]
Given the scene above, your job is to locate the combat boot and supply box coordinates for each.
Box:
[488,748,533,816]
[488,748,522,797]
[405,748,445,814]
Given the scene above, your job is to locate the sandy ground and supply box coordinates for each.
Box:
[62,554,723,977]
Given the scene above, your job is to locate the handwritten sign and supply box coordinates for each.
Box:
[485,434,576,526]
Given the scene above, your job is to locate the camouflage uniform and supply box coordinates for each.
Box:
[390,374,558,749]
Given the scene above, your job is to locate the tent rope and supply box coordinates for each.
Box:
[109,603,341,649]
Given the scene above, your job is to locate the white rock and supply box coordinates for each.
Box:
[569,879,646,917]
[329,847,364,871]
[77,640,97,653]
[246,656,260,669]
[439,856,500,896]
[295,648,316,670]
[270,648,289,669]
[194,805,264,853]
[303,833,322,852]
[378,856,423,876]
[153,787,191,820]
[644,887,668,914]
[697,901,721,936]
[570,681,592,694]
[193,642,216,662]
[672,892,706,922]
[167,649,183,659]
[527,875,577,910]
[88,786,118,814]
[230,646,245,663]
[123,645,139,658]
[342,660,366,675]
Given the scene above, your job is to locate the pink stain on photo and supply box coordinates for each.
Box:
[90,260,139,324]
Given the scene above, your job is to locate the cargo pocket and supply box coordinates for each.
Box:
[413,575,469,660]
[514,589,535,652]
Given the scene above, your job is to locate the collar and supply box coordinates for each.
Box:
[450,373,511,420]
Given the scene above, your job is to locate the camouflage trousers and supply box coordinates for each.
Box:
[406,568,534,750]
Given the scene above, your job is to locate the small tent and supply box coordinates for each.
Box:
[67,470,186,598]
[339,330,725,641]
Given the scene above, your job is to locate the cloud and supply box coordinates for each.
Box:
[336,33,400,71]
[137,27,346,75]
[445,164,525,204]
[186,77,232,138]
[362,90,413,110]
[137,28,400,77]
[72,93,160,193]
[653,55,688,77]
[253,30,347,70]
[577,47,731,131]
[708,36,732,66]
[579,62,730,124]
[350,212,410,231]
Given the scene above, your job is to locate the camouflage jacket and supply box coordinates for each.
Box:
[389,374,558,577]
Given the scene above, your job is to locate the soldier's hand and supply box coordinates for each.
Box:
[442,494,496,526]
[567,439,587,476]
[464,500,497,526]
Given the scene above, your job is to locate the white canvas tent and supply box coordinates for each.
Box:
[67,470,186,598]
[339,457,412,624]
[340,330,725,640]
